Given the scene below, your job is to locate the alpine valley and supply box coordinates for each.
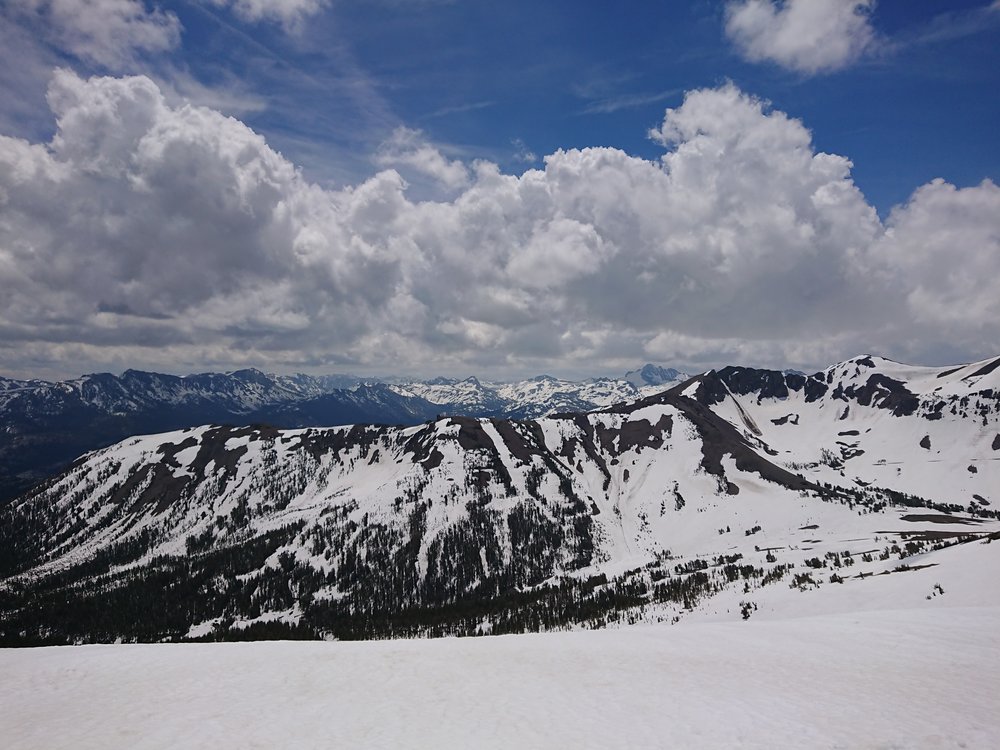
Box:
[1,355,998,645]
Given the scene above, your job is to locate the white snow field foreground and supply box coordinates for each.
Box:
[3,606,999,749]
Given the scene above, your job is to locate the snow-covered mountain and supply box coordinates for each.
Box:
[624,363,686,388]
[391,368,684,419]
[1,354,996,645]
[0,368,359,415]
[0,365,686,503]
[687,355,1000,504]
[0,369,441,504]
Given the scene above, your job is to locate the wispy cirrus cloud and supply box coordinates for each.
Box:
[580,88,683,115]
[155,67,269,116]
[510,138,537,164]
[205,0,329,30]
[892,0,1000,48]
[422,101,495,120]
[6,0,182,70]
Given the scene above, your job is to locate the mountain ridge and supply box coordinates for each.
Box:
[0,363,688,503]
[1,354,996,645]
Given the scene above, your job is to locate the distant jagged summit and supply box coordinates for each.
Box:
[624,363,687,388]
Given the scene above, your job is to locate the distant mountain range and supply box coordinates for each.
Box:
[0,365,686,503]
[1,354,997,644]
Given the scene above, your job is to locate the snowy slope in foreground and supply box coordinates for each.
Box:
[3,605,998,749]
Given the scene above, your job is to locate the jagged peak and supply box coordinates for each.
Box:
[624,363,685,387]
[425,376,458,386]
[81,371,120,382]
[228,367,272,383]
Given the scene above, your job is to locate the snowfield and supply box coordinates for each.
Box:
[2,605,998,750]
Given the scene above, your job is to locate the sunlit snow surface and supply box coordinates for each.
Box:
[4,540,1000,749]
[2,606,998,749]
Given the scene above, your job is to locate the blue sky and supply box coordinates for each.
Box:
[148,1,1000,211]
[1,0,999,379]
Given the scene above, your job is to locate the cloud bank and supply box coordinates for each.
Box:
[1,71,997,378]
[725,0,876,74]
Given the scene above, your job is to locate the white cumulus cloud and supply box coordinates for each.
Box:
[862,178,1000,357]
[1,71,997,379]
[725,0,876,75]
[374,127,471,191]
